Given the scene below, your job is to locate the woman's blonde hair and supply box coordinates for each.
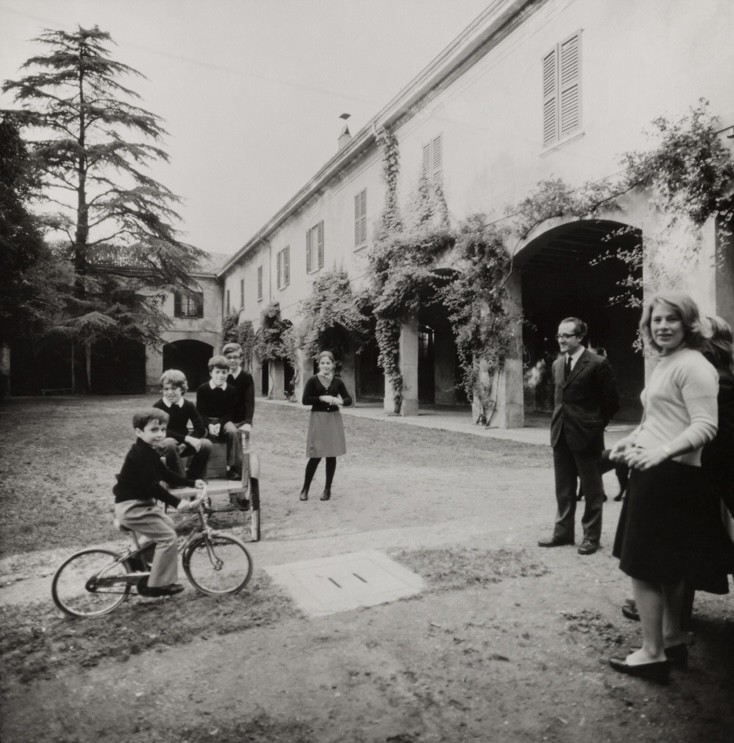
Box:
[639,292,707,353]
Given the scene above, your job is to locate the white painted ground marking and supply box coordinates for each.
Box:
[264,549,425,617]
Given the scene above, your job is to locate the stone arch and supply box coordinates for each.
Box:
[514,216,644,420]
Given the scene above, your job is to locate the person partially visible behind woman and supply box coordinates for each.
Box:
[684,316,734,611]
[299,350,353,502]
[609,292,718,684]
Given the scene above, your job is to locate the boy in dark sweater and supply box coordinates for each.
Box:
[153,369,212,479]
[113,409,205,597]
[222,342,255,432]
[196,355,241,480]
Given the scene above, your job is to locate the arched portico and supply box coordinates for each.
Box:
[386,268,467,415]
[511,217,644,423]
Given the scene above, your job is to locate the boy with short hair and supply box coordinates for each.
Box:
[113,409,205,597]
[221,342,255,433]
[196,355,241,480]
[153,369,212,479]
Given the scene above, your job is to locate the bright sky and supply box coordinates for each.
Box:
[0,0,490,255]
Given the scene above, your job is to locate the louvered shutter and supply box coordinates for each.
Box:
[542,49,558,145]
[559,34,581,137]
[284,246,290,286]
[257,266,263,300]
[276,250,282,289]
[355,190,367,245]
[432,135,442,183]
[240,279,244,308]
[317,221,324,268]
[306,228,312,273]
[422,143,431,179]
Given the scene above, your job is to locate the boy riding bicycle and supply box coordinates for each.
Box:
[113,409,206,597]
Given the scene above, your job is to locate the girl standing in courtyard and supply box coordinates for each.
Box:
[299,350,352,502]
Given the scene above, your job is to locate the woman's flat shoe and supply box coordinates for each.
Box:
[299,489,308,501]
[609,657,670,684]
[664,644,688,669]
[320,489,331,501]
[622,603,640,622]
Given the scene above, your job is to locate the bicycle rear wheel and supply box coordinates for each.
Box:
[183,534,253,595]
[52,548,131,618]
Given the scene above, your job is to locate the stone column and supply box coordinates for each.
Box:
[495,272,524,428]
[399,317,419,416]
[295,348,313,403]
[270,360,285,400]
[145,345,163,393]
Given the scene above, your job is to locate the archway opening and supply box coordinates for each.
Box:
[519,220,643,421]
[162,339,213,392]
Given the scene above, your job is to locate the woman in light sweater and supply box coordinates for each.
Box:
[609,292,718,684]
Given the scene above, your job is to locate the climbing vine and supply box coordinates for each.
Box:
[222,313,255,369]
[253,303,297,366]
[298,270,369,368]
[439,214,513,422]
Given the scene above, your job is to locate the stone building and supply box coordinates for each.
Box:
[215,0,734,426]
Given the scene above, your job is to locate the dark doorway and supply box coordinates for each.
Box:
[162,340,213,392]
[260,361,269,397]
[520,220,643,420]
[356,337,385,401]
[418,324,435,405]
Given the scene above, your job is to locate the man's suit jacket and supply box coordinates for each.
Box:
[550,349,619,453]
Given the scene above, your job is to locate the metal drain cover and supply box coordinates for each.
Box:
[264,550,425,616]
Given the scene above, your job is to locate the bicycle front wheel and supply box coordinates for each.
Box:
[183,534,253,595]
[52,548,131,618]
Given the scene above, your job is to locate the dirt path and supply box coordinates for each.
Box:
[1,400,733,742]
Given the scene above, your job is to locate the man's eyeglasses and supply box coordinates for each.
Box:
[555,333,577,340]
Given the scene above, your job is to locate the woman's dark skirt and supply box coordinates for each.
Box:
[306,411,346,458]
[613,460,702,584]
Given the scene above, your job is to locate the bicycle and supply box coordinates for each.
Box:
[51,487,254,618]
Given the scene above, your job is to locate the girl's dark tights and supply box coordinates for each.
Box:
[303,457,336,490]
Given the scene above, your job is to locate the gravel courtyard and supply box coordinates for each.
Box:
[0,396,732,743]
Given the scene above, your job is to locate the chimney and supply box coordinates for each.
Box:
[338,113,352,150]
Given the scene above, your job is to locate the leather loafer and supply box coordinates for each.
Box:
[609,657,670,684]
[664,643,688,669]
[537,537,573,547]
[577,542,598,555]
[622,602,640,622]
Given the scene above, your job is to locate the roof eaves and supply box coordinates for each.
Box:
[217,0,537,279]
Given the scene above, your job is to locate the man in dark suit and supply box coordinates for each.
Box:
[538,317,619,555]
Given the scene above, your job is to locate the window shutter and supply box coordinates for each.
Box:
[559,34,581,137]
[277,250,282,289]
[432,135,442,183]
[542,49,558,145]
[226,290,230,315]
[355,190,367,245]
[285,246,290,285]
[257,266,263,300]
[306,228,312,273]
[422,143,431,179]
[317,221,324,268]
[174,291,181,317]
[240,279,244,308]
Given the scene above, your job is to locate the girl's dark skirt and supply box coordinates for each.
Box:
[306,411,346,458]
[613,460,702,584]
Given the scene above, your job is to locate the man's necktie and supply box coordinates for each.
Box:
[564,355,572,379]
